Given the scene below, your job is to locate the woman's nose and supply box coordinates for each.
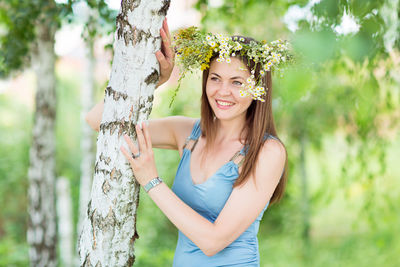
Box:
[217,82,231,96]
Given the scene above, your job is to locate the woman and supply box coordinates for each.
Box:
[86,20,288,267]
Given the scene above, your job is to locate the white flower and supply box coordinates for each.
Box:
[239,90,249,97]
[240,37,244,42]
[206,35,212,41]
[232,52,236,56]
[226,58,231,63]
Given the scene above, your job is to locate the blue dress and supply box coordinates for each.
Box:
[171,119,282,267]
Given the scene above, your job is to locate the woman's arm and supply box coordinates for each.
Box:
[121,122,286,256]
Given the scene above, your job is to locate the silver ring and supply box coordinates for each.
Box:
[132,152,140,159]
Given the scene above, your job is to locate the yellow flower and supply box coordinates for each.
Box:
[201,63,209,70]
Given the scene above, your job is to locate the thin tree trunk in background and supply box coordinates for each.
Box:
[381,0,400,52]
[56,177,74,267]
[299,134,310,252]
[27,18,57,267]
[79,1,170,266]
[78,9,96,239]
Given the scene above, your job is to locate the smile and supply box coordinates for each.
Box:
[216,100,235,109]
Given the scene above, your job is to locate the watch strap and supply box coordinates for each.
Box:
[143,177,163,193]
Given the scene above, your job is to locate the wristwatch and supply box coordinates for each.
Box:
[143,177,163,193]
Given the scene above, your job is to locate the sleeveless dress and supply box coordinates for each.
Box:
[171,119,282,267]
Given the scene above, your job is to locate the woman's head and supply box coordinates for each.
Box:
[204,56,253,123]
[200,35,287,204]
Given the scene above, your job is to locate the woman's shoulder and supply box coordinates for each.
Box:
[254,136,286,182]
[260,135,286,158]
[163,116,198,147]
[166,116,198,133]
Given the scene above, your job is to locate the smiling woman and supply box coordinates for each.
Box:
[206,57,253,122]
[86,22,289,267]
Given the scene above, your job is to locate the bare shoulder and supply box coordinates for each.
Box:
[164,115,197,139]
[149,116,197,150]
[254,137,286,186]
[261,137,286,159]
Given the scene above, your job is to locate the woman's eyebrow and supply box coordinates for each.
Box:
[210,73,244,80]
[210,72,221,77]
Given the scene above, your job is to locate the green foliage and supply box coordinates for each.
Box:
[0,0,114,78]
[0,1,38,77]
[0,95,31,265]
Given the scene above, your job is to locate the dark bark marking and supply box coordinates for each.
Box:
[90,208,97,250]
[87,200,92,218]
[116,4,152,46]
[127,255,135,267]
[99,153,111,165]
[110,167,123,181]
[102,180,111,194]
[36,91,56,119]
[105,86,128,101]
[100,121,136,137]
[158,0,171,16]
[82,254,90,267]
[144,68,159,85]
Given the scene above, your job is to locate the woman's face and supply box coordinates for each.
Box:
[206,57,253,123]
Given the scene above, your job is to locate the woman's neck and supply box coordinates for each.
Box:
[214,117,247,143]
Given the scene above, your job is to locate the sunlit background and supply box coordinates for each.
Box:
[1,0,399,266]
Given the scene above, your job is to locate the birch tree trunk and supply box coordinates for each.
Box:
[27,18,57,267]
[56,177,74,267]
[78,7,97,238]
[79,1,170,266]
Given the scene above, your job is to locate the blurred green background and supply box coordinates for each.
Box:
[1,0,400,266]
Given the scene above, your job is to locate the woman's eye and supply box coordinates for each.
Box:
[233,81,242,86]
[211,77,219,81]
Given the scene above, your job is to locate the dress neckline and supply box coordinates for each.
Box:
[185,119,245,186]
[185,146,238,186]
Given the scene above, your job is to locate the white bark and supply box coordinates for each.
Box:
[78,7,97,239]
[27,19,57,267]
[381,0,400,52]
[79,1,170,266]
[56,177,74,267]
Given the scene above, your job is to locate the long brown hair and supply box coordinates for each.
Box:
[200,36,288,205]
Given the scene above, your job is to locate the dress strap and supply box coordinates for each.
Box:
[230,133,280,168]
[230,148,246,168]
[182,119,201,151]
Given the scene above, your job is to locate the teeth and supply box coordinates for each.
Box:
[217,100,234,106]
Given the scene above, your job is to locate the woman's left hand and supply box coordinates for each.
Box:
[121,122,158,186]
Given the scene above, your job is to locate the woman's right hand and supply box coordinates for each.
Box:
[156,18,174,88]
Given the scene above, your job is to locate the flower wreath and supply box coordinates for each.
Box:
[172,26,292,104]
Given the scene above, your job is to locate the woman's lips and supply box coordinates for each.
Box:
[215,99,235,109]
